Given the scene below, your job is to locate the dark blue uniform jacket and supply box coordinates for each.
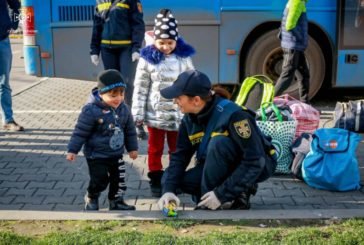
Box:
[67,88,138,159]
[0,0,20,40]
[90,0,145,55]
[163,96,277,203]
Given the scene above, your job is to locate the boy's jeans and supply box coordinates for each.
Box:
[0,37,14,124]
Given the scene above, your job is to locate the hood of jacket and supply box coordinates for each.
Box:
[140,38,195,65]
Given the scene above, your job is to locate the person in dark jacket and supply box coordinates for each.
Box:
[90,0,145,109]
[67,69,138,211]
[157,70,277,210]
[275,0,310,103]
[0,0,24,131]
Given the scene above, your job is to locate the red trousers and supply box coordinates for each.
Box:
[147,126,178,172]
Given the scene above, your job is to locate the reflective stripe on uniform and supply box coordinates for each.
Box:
[97,2,111,11]
[101,40,132,45]
[188,132,204,141]
[97,2,130,11]
[211,130,229,137]
[116,3,130,9]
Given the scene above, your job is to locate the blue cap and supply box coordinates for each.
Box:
[160,70,211,99]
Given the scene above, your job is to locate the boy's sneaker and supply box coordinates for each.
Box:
[109,197,135,211]
[3,121,24,131]
[84,194,99,211]
[136,125,147,140]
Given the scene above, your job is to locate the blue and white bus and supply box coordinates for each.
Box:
[21,0,364,99]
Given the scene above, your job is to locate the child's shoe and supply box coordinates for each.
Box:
[84,194,99,211]
[147,170,164,197]
[109,197,136,211]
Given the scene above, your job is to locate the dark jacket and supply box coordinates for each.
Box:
[163,96,277,202]
[0,0,20,41]
[90,0,145,55]
[280,3,308,51]
[68,88,138,159]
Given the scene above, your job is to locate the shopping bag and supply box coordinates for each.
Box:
[302,128,361,191]
[274,94,320,140]
[256,103,296,174]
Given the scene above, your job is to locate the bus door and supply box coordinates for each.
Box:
[51,0,99,80]
[336,0,364,87]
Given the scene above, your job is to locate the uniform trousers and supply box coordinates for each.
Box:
[101,46,137,107]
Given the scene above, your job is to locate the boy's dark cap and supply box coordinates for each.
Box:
[160,70,211,99]
[97,69,126,93]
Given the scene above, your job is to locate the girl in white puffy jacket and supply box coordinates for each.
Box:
[131,8,195,197]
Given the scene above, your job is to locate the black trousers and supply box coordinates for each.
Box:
[101,46,137,107]
[86,157,126,200]
[275,48,310,103]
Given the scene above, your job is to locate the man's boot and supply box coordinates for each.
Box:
[230,184,258,210]
[109,196,135,211]
[84,193,99,211]
[147,170,164,197]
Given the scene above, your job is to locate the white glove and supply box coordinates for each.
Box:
[158,192,180,210]
[197,191,221,210]
[90,55,99,66]
[132,52,140,62]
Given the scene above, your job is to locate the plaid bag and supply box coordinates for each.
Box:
[274,94,320,140]
[256,103,296,174]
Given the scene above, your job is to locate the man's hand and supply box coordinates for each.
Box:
[132,52,140,62]
[128,151,138,160]
[66,153,77,162]
[197,191,221,210]
[158,192,180,210]
[90,55,99,66]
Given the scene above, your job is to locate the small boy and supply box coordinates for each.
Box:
[67,69,138,211]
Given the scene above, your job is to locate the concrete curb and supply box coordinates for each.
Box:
[1,209,364,221]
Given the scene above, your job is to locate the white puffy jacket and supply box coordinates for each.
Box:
[132,54,194,131]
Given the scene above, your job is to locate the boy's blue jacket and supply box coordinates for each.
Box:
[0,0,20,40]
[68,88,138,159]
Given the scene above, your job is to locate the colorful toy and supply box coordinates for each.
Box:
[162,201,178,217]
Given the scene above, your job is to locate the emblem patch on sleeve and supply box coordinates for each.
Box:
[234,119,251,139]
[137,2,143,13]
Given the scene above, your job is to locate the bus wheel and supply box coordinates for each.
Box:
[243,29,325,100]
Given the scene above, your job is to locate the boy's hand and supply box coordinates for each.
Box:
[66,153,77,162]
[129,151,138,160]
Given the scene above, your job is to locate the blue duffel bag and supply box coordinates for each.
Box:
[302,128,362,191]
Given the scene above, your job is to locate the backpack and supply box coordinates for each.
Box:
[302,128,362,191]
[235,75,275,111]
[334,100,364,133]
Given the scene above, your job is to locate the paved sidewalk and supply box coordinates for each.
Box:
[0,78,363,219]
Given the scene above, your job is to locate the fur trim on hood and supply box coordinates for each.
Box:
[140,38,195,65]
